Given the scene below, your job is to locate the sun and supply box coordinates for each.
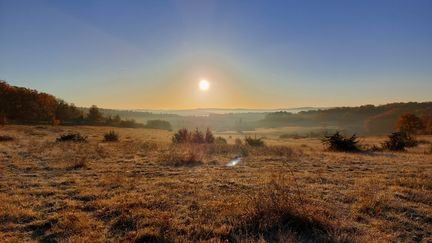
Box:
[199,79,210,91]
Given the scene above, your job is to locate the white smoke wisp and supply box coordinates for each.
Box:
[226,157,242,167]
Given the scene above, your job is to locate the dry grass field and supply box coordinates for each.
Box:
[1,125,431,242]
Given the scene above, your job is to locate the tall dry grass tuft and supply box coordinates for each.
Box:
[351,178,392,219]
[161,144,205,166]
[0,199,39,224]
[229,177,341,242]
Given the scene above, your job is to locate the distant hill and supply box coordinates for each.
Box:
[134,107,321,116]
[2,80,431,134]
[261,102,432,135]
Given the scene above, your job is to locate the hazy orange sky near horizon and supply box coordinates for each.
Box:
[1,1,431,110]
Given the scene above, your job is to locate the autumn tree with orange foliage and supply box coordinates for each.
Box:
[363,109,399,134]
[0,81,82,123]
[421,115,432,134]
[396,113,425,134]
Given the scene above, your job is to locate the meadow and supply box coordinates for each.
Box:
[0,125,431,242]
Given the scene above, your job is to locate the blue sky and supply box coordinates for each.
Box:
[1,0,431,109]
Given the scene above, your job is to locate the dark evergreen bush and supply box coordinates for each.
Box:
[382,131,417,151]
[322,132,361,152]
[244,136,265,147]
[104,130,119,142]
[56,133,87,143]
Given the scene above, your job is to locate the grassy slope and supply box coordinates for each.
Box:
[0,125,431,242]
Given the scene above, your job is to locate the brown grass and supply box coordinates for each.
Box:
[160,144,205,167]
[0,135,14,142]
[0,125,431,242]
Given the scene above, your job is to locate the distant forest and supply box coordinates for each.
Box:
[0,81,171,130]
[261,103,432,135]
[1,80,431,135]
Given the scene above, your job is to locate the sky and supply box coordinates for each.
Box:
[1,0,431,109]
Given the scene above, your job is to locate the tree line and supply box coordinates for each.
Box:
[262,102,432,135]
[1,81,80,123]
[0,81,172,130]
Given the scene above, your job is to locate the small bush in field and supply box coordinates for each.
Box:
[214,136,227,144]
[244,135,265,147]
[204,128,215,144]
[104,130,119,142]
[172,128,216,144]
[382,131,418,151]
[191,128,205,144]
[235,138,243,145]
[172,128,191,144]
[321,132,360,152]
[0,135,14,142]
[56,133,87,143]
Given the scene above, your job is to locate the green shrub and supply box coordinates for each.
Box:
[321,132,361,152]
[56,133,87,143]
[104,130,119,142]
[244,135,265,147]
[382,131,418,151]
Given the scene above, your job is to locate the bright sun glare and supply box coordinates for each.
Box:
[199,79,210,91]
